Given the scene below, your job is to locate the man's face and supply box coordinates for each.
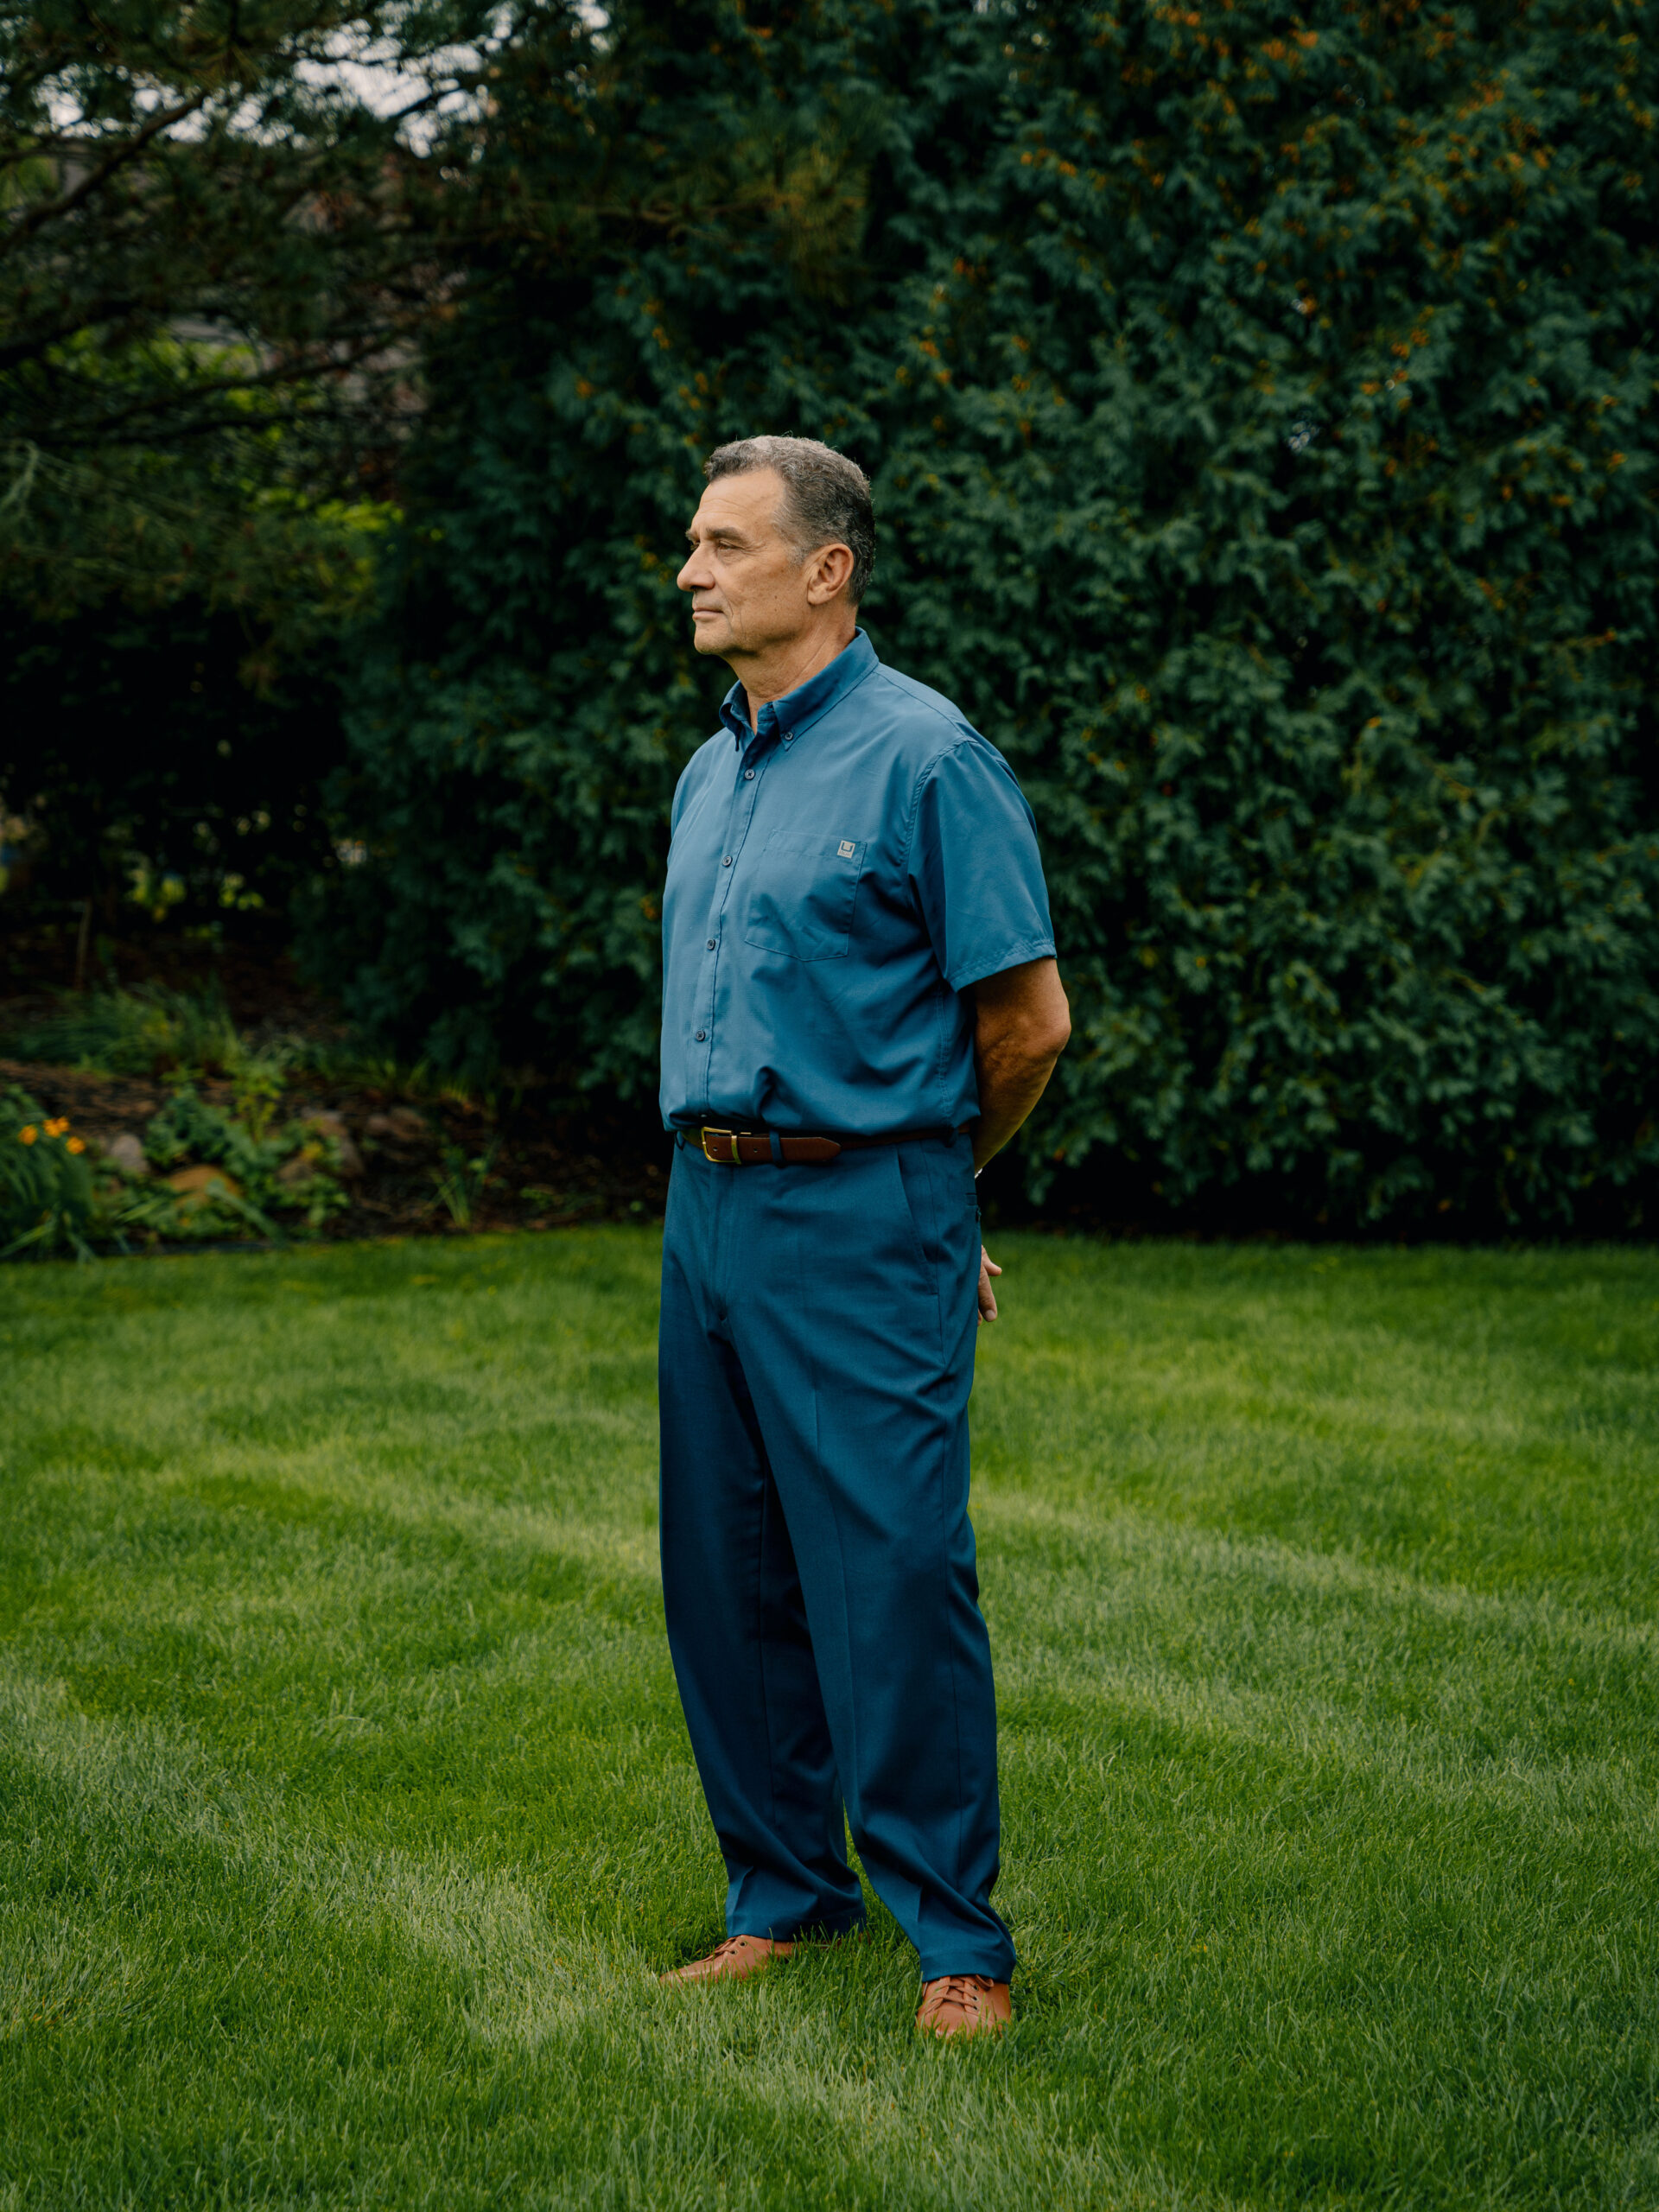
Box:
[677,469,813,662]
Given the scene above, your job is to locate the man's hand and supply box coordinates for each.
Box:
[971,957,1071,1173]
[969,958,1067,1327]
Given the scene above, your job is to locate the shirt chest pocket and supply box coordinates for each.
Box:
[741,830,867,963]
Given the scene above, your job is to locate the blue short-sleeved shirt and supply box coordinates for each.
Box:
[659,630,1055,1135]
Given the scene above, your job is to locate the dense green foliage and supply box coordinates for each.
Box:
[1,594,350,928]
[4,1233,1658,2202]
[305,0,1658,1231]
[143,1082,351,1230]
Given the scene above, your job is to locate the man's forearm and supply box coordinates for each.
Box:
[969,957,1071,1172]
[972,1047,1062,1171]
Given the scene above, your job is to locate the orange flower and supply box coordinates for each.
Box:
[44,1117,69,1137]
[67,1136,86,1154]
[18,1125,37,1144]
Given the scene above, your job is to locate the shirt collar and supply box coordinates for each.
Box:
[718,629,878,747]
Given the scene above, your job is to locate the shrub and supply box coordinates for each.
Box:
[0,595,349,941]
[302,0,1659,1232]
[143,1086,348,1233]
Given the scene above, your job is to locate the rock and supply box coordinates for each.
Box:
[364,1105,430,1147]
[103,1132,149,1177]
[276,1150,320,1189]
[165,1163,242,1205]
[296,1109,364,1178]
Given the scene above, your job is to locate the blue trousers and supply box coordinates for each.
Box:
[658,1130,1014,1983]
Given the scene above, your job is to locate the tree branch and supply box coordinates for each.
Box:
[0,89,213,259]
[36,335,405,442]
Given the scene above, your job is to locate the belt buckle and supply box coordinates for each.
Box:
[701,1128,743,1165]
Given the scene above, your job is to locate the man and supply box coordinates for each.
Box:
[657,435,1070,2039]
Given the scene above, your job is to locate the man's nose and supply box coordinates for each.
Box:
[677,551,710,592]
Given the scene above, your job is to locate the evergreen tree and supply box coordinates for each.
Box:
[0,0,545,932]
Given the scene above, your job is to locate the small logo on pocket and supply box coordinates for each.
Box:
[837,840,855,859]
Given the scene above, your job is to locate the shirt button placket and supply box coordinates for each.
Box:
[704,731,768,1078]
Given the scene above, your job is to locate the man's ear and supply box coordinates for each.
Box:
[804,542,855,605]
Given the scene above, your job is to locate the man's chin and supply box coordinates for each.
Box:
[690,623,734,657]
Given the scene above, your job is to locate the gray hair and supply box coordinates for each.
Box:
[704,435,874,605]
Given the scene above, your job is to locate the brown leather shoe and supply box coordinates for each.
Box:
[660,1935,794,1986]
[916,1973,1011,2038]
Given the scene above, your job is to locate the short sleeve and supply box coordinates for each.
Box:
[907,737,1056,992]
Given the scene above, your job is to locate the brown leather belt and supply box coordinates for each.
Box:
[692,1126,952,1166]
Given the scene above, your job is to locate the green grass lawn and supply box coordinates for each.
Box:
[3,1233,1657,2210]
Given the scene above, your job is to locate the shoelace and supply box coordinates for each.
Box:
[925,1973,994,2017]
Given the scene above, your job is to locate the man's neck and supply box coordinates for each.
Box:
[732,621,857,730]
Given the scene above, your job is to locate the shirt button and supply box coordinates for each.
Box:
[695,1030,707,1042]
[721,855,732,867]
[744,769,755,779]
[706,938,716,950]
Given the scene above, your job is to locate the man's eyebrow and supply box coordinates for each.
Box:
[685,523,747,544]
